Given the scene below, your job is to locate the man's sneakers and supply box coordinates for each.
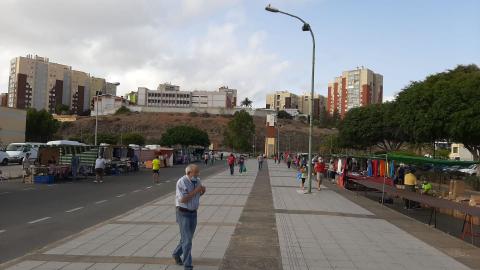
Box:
[173,255,183,265]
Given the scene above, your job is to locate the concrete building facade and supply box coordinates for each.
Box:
[137,84,237,109]
[327,67,383,117]
[7,54,117,114]
[0,93,8,107]
[0,107,26,145]
[449,143,474,161]
[266,91,326,118]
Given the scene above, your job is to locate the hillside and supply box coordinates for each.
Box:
[57,112,337,152]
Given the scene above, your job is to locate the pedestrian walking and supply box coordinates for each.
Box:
[220,153,224,160]
[22,153,31,183]
[227,153,236,175]
[300,165,307,190]
[287,154,292,169]
[257,154,264,170]
[94,156,106,183]
[274,154,278,164]
[152,156,160,183]
[210,151,215,165]
[238,155,245,173]
[172,164,206,269]
[71,152,80,180]
[315,157,326,190]
[204,153,209,166]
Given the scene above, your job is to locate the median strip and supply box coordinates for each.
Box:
[65,207,84,213]
[28,217,51,224]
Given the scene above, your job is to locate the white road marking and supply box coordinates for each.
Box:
[28,217,51,224]
[65,207,84,213]
[145,186,152,189]
[95,200,108,204]
[0,230,5,234]
[155,183,162,186]
[47,184,56,187]
[132,189,141,193]
[0,192,10,195]
[23,187,35,191]
[165,180,171,183]
[116,194,126,198]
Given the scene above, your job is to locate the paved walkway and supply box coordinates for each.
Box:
[2,159,480,270]
[1,161,258,270]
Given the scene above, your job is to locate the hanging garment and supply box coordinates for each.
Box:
[367,159,373,176]
[389,161,395,178]
[372,160,379,176]
[379,160,386,177]
[337,159,343,174]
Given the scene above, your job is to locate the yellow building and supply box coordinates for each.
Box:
[266,91,299,111]
[0,107,26,145]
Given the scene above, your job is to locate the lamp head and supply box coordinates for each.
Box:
[265,4,279,13]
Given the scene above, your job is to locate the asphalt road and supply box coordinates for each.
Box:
[0,161,226,264]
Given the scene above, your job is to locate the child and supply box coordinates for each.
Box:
[300,165,307,190]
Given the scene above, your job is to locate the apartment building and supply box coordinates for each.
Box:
[266,91,326,118]
[137,84,237,109]
[7,54,117,114]
[266,91,299,111]
[327,67,383,117]
[0,93,8,107]
[297,94,326,117]
[0,107,26,145]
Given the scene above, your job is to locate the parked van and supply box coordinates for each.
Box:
[0,150,8,165]
[6,142,45,164]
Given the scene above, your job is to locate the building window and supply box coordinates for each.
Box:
[452,147,459,154]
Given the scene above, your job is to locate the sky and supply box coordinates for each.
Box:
[0,0,478,107]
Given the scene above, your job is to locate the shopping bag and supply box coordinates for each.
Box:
[243,166,247,172]
[296,172,302,183]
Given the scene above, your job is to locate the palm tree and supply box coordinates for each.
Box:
[240,97,253,108]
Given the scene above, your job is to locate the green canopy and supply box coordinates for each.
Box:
[385,153,478,167]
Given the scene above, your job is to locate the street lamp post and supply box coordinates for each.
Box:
[266,4,316,193]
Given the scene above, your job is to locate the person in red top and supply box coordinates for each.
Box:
[227,153,236,176]
[314,157,326,191]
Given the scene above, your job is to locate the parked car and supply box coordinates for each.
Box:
[0,151,8,165]
[459,164,478,176]
[6,142,45,164]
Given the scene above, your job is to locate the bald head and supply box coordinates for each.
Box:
[185,164,200,177]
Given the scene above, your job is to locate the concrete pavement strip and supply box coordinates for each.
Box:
[1,161,258,270]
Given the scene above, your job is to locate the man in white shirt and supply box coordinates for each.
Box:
[172,164,206,269]
[94,156,106,183]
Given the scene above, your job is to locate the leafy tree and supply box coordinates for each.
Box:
[224,110,255,152]
[319,134,341,155]
[339,102,406,151]
[277,110,292,119]
[114,106,131,115]
[240,97,253,107]
[26,109,60,142]
[121,132,145,145]
[160,125,210,147]
[396,65,480,164]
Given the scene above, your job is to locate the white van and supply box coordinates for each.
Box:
[6,142,45,164]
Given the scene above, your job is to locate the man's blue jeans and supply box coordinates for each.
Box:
[173,209,197,269]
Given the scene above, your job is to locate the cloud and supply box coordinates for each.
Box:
[0,0,289,107]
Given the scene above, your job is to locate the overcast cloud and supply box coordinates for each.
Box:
[0,0,292,107]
